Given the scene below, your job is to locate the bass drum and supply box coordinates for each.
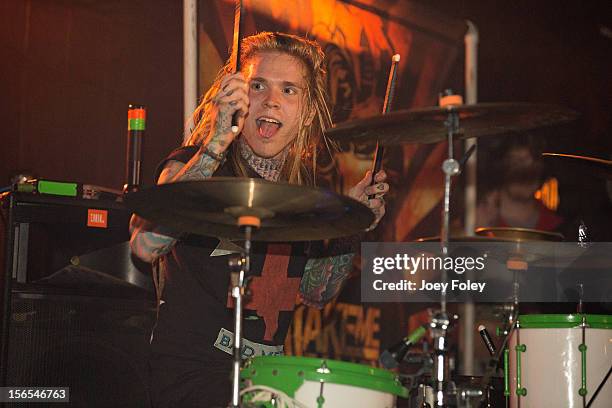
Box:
[508,314,612,408]
[241,356,409,407]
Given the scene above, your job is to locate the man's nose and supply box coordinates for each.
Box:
[263,88,281,109]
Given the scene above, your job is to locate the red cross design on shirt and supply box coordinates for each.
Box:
[227,244,301,341]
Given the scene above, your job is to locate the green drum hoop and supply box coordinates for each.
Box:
[240,355,409,398]
[518,314,612,329]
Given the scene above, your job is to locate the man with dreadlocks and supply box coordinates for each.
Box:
[130,32,388,407]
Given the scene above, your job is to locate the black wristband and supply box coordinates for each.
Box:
[202,145,227,163]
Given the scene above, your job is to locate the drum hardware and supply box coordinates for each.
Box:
[425,89,468,407]
[400,353,435,391]
[578,219,589,247]
[228,215,257,408]
[416,383,434,407]
[407,376,503,408]
[465,294,520,408]
[478,326,497,357]
[580,314,588,407]
[380,325,428,369]
[458,387,484,408]
[578,283,585,314]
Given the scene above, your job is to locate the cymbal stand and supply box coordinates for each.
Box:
[229,216,260,407]
[431,91,462,407]
[440,102,460,313]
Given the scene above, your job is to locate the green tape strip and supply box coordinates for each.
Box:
[38,180,78,197]
[128,118,146,130]
[579,343,588,396]
[504,348,510,397]
[515,343,527,397]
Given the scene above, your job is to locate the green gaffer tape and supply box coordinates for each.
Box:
[128,118,146,131]
[38,180,78,197]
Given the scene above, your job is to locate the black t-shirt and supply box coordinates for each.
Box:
[149,146,309,407]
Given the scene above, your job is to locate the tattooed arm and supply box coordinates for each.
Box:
[170,71,249,182]
[299,252,356,309]
[129,72,249,262]
[299,236,360,309]
[129,161,186,262]
[299,170,390,307]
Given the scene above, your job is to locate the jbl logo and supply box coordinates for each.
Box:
[87,209,108,228]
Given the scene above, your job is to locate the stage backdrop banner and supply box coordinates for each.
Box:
[199,0,466,364]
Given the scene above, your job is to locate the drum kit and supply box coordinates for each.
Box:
[126,90,612,407]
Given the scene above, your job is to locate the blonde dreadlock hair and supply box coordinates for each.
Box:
[184,32,333,186]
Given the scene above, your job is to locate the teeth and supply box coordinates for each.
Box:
[258,117,280,124]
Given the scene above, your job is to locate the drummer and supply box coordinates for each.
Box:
[130,32,389,407]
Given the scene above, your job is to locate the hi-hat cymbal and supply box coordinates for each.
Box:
[416,235,505,243]
[543,153,612,180]
[125,178,374,242]
[475,227,564,242]
[326,103,578,145]
[417,228,563,243]
[417,228,564,265]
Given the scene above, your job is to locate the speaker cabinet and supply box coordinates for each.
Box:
[1,193,156,406]
[7,285,155,407]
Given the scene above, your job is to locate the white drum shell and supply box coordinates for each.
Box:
[509,326,612,408]
[295,380,396,408]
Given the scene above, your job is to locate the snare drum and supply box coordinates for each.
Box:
[241,356,409,407]
[508,314,612,408]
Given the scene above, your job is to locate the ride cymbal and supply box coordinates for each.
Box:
[327,103,578,145]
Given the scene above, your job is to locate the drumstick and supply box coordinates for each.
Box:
[368,54,400,198]
[230,0,244,133]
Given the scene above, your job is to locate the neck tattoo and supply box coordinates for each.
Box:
[239,138,288,182]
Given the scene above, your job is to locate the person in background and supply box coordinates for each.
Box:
[477,138,563,232]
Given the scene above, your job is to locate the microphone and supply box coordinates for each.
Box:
[478,324,496,356]
[379,325,427,369]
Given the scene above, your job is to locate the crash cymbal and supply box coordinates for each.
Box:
[125,178,374,242]
[327,103,578,145]
[542,153,612,180]
[475,227,564,242]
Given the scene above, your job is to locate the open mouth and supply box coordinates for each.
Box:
[256,116,282,138]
